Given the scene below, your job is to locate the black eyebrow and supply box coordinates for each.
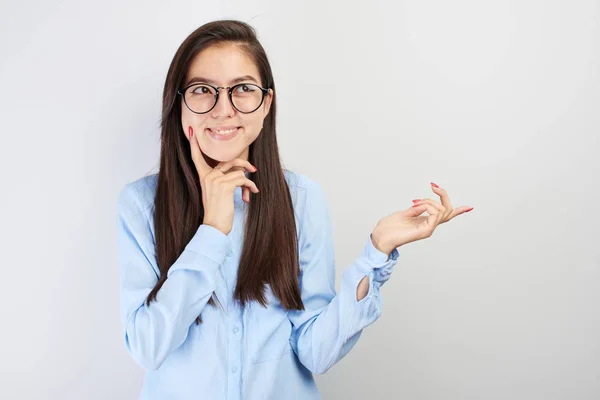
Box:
[184,75,259,87]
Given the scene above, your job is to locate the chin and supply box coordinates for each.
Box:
[201,147,240,165]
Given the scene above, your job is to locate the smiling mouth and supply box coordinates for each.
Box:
[206,126,241,140]
[208,126,240,133]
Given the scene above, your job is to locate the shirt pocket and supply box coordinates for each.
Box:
[248,283,294,364]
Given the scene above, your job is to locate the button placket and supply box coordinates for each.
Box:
[227,309,243,400]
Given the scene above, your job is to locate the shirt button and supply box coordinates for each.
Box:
[232,366,238,373]
[227,249,233,257]
[233,327,239,333]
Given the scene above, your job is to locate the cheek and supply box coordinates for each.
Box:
[247,113,267,130]
[242,118,264,139]
[181,109,208,129]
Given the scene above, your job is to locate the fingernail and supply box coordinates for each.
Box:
[412,203,422,207]
[431,182,439,188]
[465,207,474,213]
[188,126,193,138]
[412,199,421,203]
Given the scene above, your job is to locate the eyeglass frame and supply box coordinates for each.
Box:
[177,82,270,114]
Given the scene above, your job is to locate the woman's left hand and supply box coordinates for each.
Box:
[370,183,473,255]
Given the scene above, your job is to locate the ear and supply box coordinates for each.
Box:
[262,88,273,118]
[180,114,189,138]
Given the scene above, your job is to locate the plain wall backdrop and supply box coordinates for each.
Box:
[1,0,599,399]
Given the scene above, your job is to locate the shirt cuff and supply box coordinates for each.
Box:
[168,224,232,275]
[354,233,400,276]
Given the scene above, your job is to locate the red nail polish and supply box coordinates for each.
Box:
[412,199,421,203]
[188,126,193,138]
[431,182,439,188]
[465,207,473,213]
[412,203,422,207]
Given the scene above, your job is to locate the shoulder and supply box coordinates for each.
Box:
[282,169,330,232]
[283,169,327,205]
[116,173,158,217]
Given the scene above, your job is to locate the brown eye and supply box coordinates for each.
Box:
[190,85,214,95]
[234,84,257,95]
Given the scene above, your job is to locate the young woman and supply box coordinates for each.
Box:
[116,19,473,400]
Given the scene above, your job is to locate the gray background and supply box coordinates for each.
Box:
[1,0,598,399]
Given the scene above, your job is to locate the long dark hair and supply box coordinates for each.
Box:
[144,20,304,324]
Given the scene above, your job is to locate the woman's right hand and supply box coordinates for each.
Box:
[188,126,259,235]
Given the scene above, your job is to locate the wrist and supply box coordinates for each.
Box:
[370,233,391,256]
[203,221,229,236]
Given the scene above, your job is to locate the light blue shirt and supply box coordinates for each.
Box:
[116,170,400,400]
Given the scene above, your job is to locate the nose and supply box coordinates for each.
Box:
[210,88,235,118]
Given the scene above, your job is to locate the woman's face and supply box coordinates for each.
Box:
[181,43,273,165]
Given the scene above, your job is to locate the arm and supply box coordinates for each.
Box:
[116,183,231,371]
[356,234,393,301]
[356,276,370,302]
[287,180,400,375]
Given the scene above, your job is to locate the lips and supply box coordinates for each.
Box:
[208,126,240,133]
[206,126,241,141]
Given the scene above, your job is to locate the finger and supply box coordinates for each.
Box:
[218,170,260,193]
[212,163,258,199]
[415,198,444,210]
[414,199,446,225]
[407,202,440,217]
[430,184,453,213]
[189,126,213,179]
[213,158,257,175]
[408,203,441,230]
[220,165,246,176]
[444,206,474,221]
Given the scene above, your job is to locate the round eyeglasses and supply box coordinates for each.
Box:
[177,82,270,114]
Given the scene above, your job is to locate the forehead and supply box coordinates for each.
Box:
[185,43,261,86]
